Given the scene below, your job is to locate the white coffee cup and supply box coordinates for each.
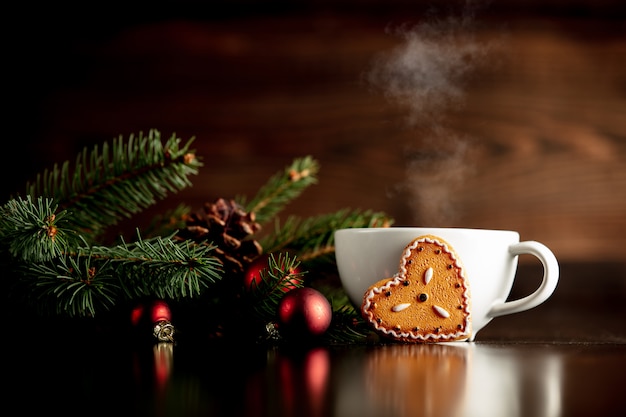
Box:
[334,227,559,341]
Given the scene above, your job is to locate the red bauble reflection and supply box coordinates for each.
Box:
[244,347,330,417]
[277,287,332,338]
[304,347,330,417]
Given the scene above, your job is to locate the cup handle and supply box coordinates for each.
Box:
[488,241,559,318]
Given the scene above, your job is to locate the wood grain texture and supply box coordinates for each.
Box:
[5,5,625,262]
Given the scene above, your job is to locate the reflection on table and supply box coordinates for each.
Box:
[8,263,626,416]
[118,339,624,417]
[336,343,563,417]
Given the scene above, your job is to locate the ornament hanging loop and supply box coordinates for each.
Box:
[153,320,175,343]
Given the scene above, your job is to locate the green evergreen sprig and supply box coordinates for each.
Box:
[21,253,119,318]
[10,233,224,318]
[2,130,215,318]
[89,233,223,300]
[0,195,81,262]
[322,305,375,344]
[25,129,202,239]
[241,155,319,225]
[260,208,393,263]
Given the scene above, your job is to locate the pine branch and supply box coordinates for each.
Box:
[241,156,319,225]
[0,195,82,262]
[25,130,202,238]
[322,304,373,345]
[88,232,224,300]
[17,253,120,318]
[259,208,394,262]
[13,232,223,318]
[320,282,376,344]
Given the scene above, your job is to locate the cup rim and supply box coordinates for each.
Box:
[335,227,520,236]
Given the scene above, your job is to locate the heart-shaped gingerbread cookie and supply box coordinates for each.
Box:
[362,235,471,342]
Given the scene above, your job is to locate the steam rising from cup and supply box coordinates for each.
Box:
[366,10,500,225]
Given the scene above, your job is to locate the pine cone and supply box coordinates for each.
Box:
[177,198,263,275]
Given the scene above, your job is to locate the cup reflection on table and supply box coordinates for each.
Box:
[463,344,563,417]
[335,343,563,417]
[338,343,469,417]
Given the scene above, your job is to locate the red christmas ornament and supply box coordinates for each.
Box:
[150,299,172,323]
[130,299,175,342]
[277,287,332,338]
[130,303,146,327]
[244,254,302,292]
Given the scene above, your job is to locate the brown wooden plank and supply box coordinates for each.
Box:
[6,11,626,263]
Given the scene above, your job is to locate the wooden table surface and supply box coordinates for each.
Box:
[4,2,626,264]
[6,262,626,417]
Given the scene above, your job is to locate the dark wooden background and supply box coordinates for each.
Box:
[4,1,625,265]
